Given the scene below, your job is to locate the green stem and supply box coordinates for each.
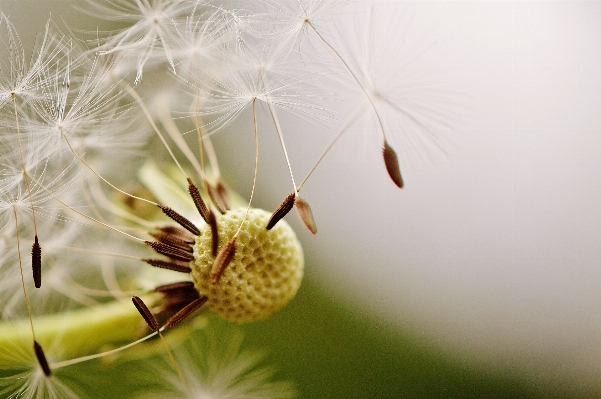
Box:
[0,300,144,368]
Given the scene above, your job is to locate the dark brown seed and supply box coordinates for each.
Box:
[211,238,236,284]
[33,340,51,376]
[208,210,219,257]
[158,283,200,314]
[32,236,41,288]
[158,226,194,243]
[382,140,404,188]
[163,296,208,329]
[142,259,192,273]
[207,181,230,214]
[187,178,211,223]
[266,192,296,230]
[145,241,195,262]
[216,181,231,210]
[155,281,195,293]
[157,205,200,236]
[295,197,317,234]
[149,231,193,253]
[132,296,159,331]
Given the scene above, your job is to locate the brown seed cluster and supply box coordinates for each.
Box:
[190,208,303,323]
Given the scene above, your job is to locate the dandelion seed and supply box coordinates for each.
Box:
[142,258,192,273]
[267,191,317,234]
[0,159,82,317]
[210,237,236,284]
[294,196,317,234]
[31,236,42,288]
[145,240,195,263]
[383,139,403,188]
[33,340,52,377]
[267,192,296,230]
[187,178,211,223]
[163,296,207,329]
[206,181,230,214]
[149,231,193,253]
[207,210,219,257]
[181,175,220,261]
[157,226,194,242]
[326,4,459,183]
[155,281,195,293]
[155,281,200,315]
[157,205,200,236]
[212,180,230,210]
[132,295,160,331]
[263,1,450,189]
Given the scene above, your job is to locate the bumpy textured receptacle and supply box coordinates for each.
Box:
[190,208,303,323]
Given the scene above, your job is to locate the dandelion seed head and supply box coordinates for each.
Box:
[0,0,466,396]
[84,0,199,82]
[191,208,303,323]
[0,14,64,108]
[165,8,230,79]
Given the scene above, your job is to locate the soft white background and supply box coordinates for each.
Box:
[3,0,601,391]
[227,1,601,389]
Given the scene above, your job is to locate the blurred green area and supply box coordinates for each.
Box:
[0,277,572,399]
[58,279,540,399]
[229,277,538,399]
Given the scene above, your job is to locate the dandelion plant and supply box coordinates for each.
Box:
[0,1,458,397]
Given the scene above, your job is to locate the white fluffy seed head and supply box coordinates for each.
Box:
[190,208,303,323]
